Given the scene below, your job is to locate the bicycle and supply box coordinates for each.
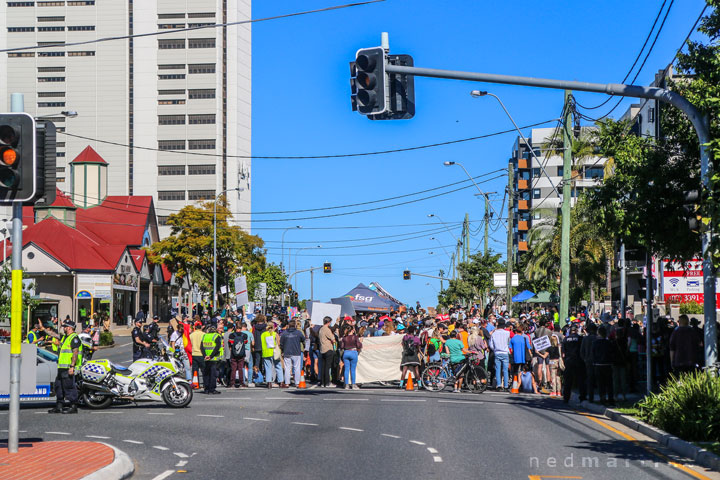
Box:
[422,353,488,394]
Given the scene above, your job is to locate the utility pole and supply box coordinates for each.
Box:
[484,194,490,256]
[645,250,654,394]
[620,242,627,318]
[506,162,514,309]
[464,213,470,263]
[559,90,572,328]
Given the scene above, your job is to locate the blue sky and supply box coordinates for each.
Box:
[251,0,708,308]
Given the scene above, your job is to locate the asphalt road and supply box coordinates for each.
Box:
[3,340,719,480]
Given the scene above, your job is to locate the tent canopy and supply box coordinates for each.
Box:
[526,291,558,303]
[512,290,536,302]
[341,283,396,313]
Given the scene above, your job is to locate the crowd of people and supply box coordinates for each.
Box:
[141,302,710,404]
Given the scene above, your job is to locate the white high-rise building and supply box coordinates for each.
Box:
[0,0,251,235]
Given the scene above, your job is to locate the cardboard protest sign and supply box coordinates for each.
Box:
[310,302,341,326]
[532,335,551,352]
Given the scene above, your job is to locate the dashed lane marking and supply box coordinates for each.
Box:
[175,460,188,468]
[339,427,364,432]
[45,431,71,435]
[409,440,425,445]
[433,456,443,463]
[243,417,269,422]
[323,397,368,401]
[427,448,438,454]
[123,439,144,444]
[292,422,318,426]
[33,411,46,414]
[381,434,401,439]
[90,411,123,414]
[197,414,224,418]
[118,342,132,347]
[0,429,26,433]
[381,399,426,402]
[148,412,174,415]
[437,399,481,404]
[86,435,111,439]
[265,397,311,400]
[174,452,189,458]
[153,446,170,451]
[151,470,175,480]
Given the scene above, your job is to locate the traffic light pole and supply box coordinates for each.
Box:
[8,93,24,454]
[559,91,572,328]
[382,62,717,367]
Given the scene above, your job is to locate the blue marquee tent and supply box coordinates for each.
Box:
[512,290,536,302]
[341,283,396,313]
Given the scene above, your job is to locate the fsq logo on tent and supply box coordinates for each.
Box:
[346,294,373,302]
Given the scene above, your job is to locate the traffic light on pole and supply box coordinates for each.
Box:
[403,270,411,280]
[352,47,387,116]
[0,113,36,203]
[682,190,701,231]
[323,262,332,274]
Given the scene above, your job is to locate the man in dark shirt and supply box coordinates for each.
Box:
[561,324,586,403]
[592,325,614,405]
[147,315,160,343]
[131,318,151,361]
[670,314,702,374]
[580,323,598,403]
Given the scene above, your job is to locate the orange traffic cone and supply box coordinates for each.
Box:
[510,375,519,394]
[405,372,415,391]
[298,371,307,389]
[192,372,200,390]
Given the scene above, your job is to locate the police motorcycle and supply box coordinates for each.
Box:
[78,336,193,409]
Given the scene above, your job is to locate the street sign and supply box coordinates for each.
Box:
[493,273,519,288]
[257,282,267,300]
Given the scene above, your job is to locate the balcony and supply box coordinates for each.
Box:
[518,220,529,231]
[518,158,529,169]
[518,241,528,252]
[517,200,529,210]
[518,179,529,190]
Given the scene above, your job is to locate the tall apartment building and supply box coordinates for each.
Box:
[0,0,252,235]
[511,127,606,257]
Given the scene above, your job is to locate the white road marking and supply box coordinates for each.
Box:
[91,411,122,414]
[409,440,425,445]
[175,460,188,467]
[204,397,252,400]
[147,412,174,415]
[45,431,71,435]
[1,429,26,433]
[153,445,170,451]
[243,417,269,422]
[34,411,46,414]
[433,456,443,463]
[291,422,319,426]
[197,414,224,418]
[309,384,318,389]
[123,439,144,444]
[151,470,175,480]
[323,398,368,401]
[339,427,364,432]
[118,342,132,347]
[86,435,111,439]
[174,452,189,458]
[381,399,426,402]
[381,433,401,439]
[265,397,310,400]
[437,399,481,404]
[427,447,438,454]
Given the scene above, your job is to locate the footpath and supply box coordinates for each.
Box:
[0,439,134,480]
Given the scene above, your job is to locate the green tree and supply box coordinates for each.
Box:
[438,251,503,306]
[0,265,40,328]
[147,199,266,305]
[247,263,287,301]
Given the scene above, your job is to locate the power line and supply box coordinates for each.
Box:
[59,119,558,160]
[0,1,385,53]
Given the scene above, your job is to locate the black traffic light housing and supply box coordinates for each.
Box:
[403,270,411,280]
[34,120,56,207]
[0,113,36,202]
[682,190,701,231]
[369,54,415,120]
[351,47,387,115]
[323,262,332,274]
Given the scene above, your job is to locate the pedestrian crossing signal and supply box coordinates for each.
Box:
[403,270,411,280]
[323,262,332,274]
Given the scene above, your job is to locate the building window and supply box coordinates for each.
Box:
[56,142,65,147]
[37,16,65,21]
[158,215,170,226]
[38,66,65,72]
[158,190,185,201]
[533,211,542,220]
[38,26,65,31]
[188,190,215,201]
[38,101,65,107]
[56,177,65,183]
[67,1,95,4]
[8,27,35,32]
[557,166,564,177]
[38,1,65,5]
[68,51,95,56]
[158,74,186,80]
[56,166,65,172]
[158,24,185,29]
[188,139,215,150]
[188,23,214,28]
[56,151,65,157]
[158,13,185,19]
[158,89,185,95]
[188,164,215,175]
[188,88,215,99]
[188,38,215,49]
[67,25,95,31]
[188,114,215,125]
[584,166,604,180]
[7,2,35,6]
[532,188,541,199]
[158,38,185,49]
[158,165,185,175]
[158,115,185,125]
[188,63,215,74]
[532,167,541,178]
[188,12,214,18]
[8,52,36,57]
[158,140,185,150]
[38,51,64,56]
[158,99,185,105]
[38,76,65,82]
[159,64,185,70]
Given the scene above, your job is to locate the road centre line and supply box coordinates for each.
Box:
[123,439,144,444]
[265,397,310,400]
[437,399,481,404]
[339,427,364,432]
[197,414,224,418]
[45,431,71,435]
[151,470,175,480]
[323,397,368,401]
[147,412,174,415]
[381,399,426,402]
[86,435,111,439]
[153,446,170,451]
[243,417,269,421]
[292,422,319,426]
[381,433,401,439]
[409,440,425,445]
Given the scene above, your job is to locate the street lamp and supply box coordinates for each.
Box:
[293,245,322,292]
[281,226,302,273]
[427,213,459,241]
[35,110,78,119]
[213,187,240,311]
[429,237,452,259]
[443,161,506,231]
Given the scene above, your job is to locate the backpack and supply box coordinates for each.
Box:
[426,339,437,357]
[230,332,246,358]
[403,336,417,356]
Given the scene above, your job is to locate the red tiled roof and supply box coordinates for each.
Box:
[130,249,146,271]
[161,264,172,283]
[49,188,75,208]
[76,196,152,247]
[69,145,108,165]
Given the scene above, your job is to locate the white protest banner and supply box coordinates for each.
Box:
[310,302,341,326]
[532,335,551,352]
[234,276,248,306]
[355,335,403,383]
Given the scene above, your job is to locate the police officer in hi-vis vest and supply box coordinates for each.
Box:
[40,319,83,414]
[201,323,223,395]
